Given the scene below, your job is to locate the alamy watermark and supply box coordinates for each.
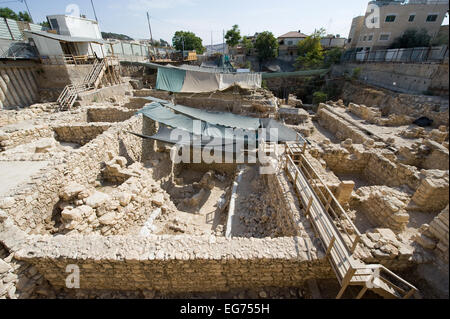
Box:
[65,264,80,289]
[365,3,381,29]
[167,120,283,175]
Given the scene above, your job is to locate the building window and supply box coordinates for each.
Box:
[363,35,367,41]
[385,15,396,22]
[368,35,373,41]
[49,18,59,31]
[379,34,390,41]
[408,15,415,22]
[426,14,438,22]
[287,40,293,45]
[348,38,352,43]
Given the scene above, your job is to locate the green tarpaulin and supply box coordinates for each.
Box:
[155,67,186,92]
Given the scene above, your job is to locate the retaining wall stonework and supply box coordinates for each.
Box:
[53,123,112,146]
[0,126,54,152]
[316,107,369,144]
[0,219,332,292]
[266,170,314,238]
[87,107,136,123]
[0,115,145,234]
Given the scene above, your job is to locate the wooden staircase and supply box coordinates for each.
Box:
[57,57,121,110]
[284,141,418,299]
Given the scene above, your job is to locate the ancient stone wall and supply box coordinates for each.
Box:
[0,115,144,234]
[354,186,410,231]
[78,83,132,105]
[6,231,332,292]
[265,170,314,238]
[87,107,136,123]
[415,206,449,274]
[339,81,449,127]
[316,106,369,144]
[0,126,53,152]
[53,123,112,146]
[363,154,421,191]
[411,170,449,213]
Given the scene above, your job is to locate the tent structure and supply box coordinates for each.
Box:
[134,99,301,150]
[155,64,262,93]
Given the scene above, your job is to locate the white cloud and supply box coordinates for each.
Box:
[127,0,197,10]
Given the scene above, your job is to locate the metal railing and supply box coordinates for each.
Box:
[342,46,449,64]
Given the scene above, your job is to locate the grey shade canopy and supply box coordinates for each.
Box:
[144,96,261,130]
[135,99,301,147]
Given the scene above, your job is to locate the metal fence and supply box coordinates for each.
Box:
[0,18,44,41]
[341,46,449,64]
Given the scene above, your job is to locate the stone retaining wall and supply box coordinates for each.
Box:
[53,123,112,146]
[87,107,136,123]
[0,126,54,152]
[266,170,314,239]
[316,106,369,144]
[0,115,144,234]
[0,217,332,293]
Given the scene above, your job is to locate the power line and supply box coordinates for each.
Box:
[91,0,98,22]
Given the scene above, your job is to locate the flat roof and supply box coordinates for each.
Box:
[23,30,105,44]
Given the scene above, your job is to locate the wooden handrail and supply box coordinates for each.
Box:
[299,154,362,239]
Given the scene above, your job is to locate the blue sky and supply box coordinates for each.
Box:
[3,0,449,44]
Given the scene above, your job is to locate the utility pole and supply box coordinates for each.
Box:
[91,0,98,22]
[146,12,153,45]
[21,0,33,23]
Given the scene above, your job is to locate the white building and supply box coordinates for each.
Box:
[24,15,105,64]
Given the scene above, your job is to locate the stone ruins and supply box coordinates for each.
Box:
[0,70,448,299]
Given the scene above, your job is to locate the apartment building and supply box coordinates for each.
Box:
[347,0,449,51]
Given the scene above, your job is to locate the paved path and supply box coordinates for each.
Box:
[0,161,49,196]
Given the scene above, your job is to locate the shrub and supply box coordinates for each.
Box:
[312,91,328,105]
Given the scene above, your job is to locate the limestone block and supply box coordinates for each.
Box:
[60,182,85,201]
[415,234,437,250]
[152,193,165,207]
[335,181,355,206]
[0,259,12,274]
[61,207,83,222]
[119,192,132,207]
[85,192,111,208]
[99,212,116,225]
[0,197,15,209]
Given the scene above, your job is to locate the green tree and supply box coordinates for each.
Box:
[18,11,31,22]
[0,7,18,20]
[0,8,31,22]
[390,29,431,49]
[323,48,343,67]
[172,31,205,54]
[225,24,241,48]
[312,91,328,105]
[241,36,253,55]
[255,31,279,62]
[295,28,325,69]
[39,21,51,29]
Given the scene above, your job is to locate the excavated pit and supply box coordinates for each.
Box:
[1,83,448,299]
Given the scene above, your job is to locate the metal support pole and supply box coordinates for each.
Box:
[91,0,99,22]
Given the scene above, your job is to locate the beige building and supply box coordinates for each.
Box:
[347,0,449,51]
[278,31,308,56]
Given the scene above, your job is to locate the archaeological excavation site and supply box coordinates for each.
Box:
[0,59,448,300]
[0,9,448,301]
